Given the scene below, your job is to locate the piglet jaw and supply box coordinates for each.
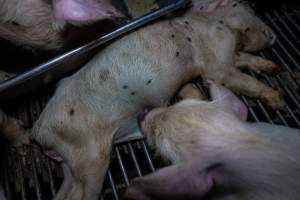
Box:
[52,0,123,23]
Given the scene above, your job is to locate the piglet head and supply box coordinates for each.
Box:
[52,0,123,23]
[140,82,248,139]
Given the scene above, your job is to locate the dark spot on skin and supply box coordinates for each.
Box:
[219,20,224,24]
[199,6,204,10]
[245,27,250,33]
[123,85,128,89]
[99,69,110,82]
[176,51,180,57]
[171,34,175,38]
[131,92,136,96]
[146,79,152,85]
[187,37,192,42]
[232,3,237,7]
[69,109,75,116]
[262,30,268,37]
[185,21,189,25]
[12,21,20,26]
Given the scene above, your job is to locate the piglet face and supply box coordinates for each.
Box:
[218,0,277,51]
[52,0,123,23]
[192,0,276,51]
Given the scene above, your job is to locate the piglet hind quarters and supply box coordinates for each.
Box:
[31,0,285,200]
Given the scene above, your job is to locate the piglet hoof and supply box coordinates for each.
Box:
[264,91,285,111]
[261,61,281,75]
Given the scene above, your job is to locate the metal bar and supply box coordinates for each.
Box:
[241,96,260,122]
[29,148,42,200]
[139,141,155,172]
[115,147,130,186]
[282,9,300,34]
[16,148,27,200]
[271,39,300,71]
[45,159,56,197]
[107,170,120,200]
[272,11,300,42]
[264,12,300,57]
[128,144,142,176]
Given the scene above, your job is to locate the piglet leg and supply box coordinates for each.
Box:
[234,52,280,74]
[53,163,74,200]
[125,162,220,200]
[177,83,205,100]
[53,134,113,200]
[218,68,285,109]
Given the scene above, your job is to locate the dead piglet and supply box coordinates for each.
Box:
[125,83,300,200]
[0,0,122,50]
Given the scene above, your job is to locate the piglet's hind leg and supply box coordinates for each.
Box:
[220,69,285,109]
[55,135,113,200]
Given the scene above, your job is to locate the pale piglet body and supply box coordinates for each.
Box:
[32,0,285,199]
[0,0,122,50]
[125,84,300,200]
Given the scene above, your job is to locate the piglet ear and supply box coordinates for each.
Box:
[53,0,123,22]
[209,81,248,121]
[125,162,217,200]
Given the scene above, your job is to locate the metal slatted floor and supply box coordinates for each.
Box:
[1,3,300,200]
